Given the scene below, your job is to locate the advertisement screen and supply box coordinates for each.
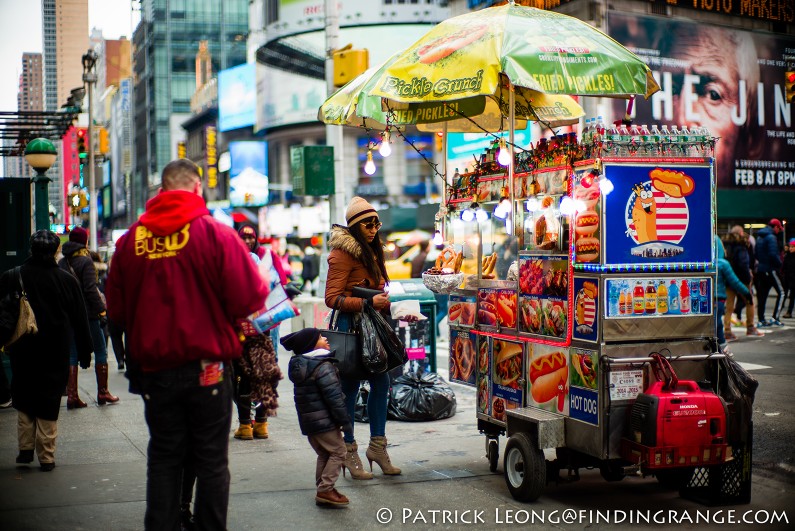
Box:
[229,141,268,207]
[219,64,257,132]
[606,13,795,190]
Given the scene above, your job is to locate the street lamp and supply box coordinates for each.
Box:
[82,48,98,250]
[24,138,57,231]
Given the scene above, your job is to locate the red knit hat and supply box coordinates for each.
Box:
[69,227,88,246]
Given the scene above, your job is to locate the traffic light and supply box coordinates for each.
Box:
[786,71,795,104]
[76,127,88,159]
[435,131,444,152]
[98,127,109,155]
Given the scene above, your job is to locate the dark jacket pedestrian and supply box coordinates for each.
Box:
[0,230,92,470]
[410,240,431,278]
[783,239,795,317]
[301,249,320,283]
[105,159,268,530]
[284,327,351,506]
[723,232,752,285]
[754,219,784,325]
[58,226,117,408]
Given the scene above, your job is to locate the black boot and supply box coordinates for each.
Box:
[16,449,34,464]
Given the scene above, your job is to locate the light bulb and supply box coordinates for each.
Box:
[559,196,576,216]
[599,177,614,195]
[526,198,540,211]
[574,200,587,213]
[493,198,511,219]
[476,208,489,223]
[432,231,443,246]
[378,131,391,157]
[364,150,376,175]
[497,138,511,166]
[461,209,475,222]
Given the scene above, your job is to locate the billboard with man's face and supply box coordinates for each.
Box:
[607,13,794,191]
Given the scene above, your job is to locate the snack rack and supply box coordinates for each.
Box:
[433,134,751,504]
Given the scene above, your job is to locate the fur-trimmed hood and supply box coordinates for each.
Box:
[328,224,364,259]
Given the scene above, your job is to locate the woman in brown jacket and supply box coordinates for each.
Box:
[325,197,400,480]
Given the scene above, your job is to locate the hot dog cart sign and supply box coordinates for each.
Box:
[569,348,598,425]
[491,339,524,423]
[477,336,491,417]
[518,255,568,340]
[449,294,476,327]
[449,329,477,386]
[573,277,598,342]
[602,164,712,267]
[526,344,569,415]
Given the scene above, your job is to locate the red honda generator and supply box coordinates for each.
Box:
[621,353,730,470]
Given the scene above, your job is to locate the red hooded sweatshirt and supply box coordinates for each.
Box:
[106,191,267,372]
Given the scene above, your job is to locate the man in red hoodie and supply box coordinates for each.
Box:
[105,159,267,530]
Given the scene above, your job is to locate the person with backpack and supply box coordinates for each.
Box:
[755,219,785,327]
[722,226,764,340]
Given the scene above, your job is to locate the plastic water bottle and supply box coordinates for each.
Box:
[595,116,605,145]
[629,124,641,157]
[639,124,651,156]
[618,124,631,157]
[680,125,693,156]
[660,125,671,155]
[670,125,681,156]
[608,281,620,316]
[649,124,661,156]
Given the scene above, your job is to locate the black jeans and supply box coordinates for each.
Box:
[141,361,233,531]
[756,270,783,322]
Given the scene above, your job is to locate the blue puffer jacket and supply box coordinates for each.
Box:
[717,235,750,301]
[288,350,352,436]
[755,227,781,273]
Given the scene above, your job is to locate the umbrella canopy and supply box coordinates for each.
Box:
[366,3,659,104]
[319,58,585,131]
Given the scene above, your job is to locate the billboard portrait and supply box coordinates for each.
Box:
[606,13,794,190]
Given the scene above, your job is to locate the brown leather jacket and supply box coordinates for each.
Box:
[325,225,386,313]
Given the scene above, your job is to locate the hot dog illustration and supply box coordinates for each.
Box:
[529,351,568,409]
[417,24,489,64]
[650,168,695,198]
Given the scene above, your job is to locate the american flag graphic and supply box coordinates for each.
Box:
[575,294,596,327]
[624,181,690,245]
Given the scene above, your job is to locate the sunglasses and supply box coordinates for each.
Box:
[362,221,382,230]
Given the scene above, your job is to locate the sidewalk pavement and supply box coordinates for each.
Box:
[0,319,792,530]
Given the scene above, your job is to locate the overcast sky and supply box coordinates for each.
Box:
[0,0,139,112]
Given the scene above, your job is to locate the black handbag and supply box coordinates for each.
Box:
[351,286,383,302]
[326,296,367,380]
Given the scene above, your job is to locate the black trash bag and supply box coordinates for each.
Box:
[354,383,369,423]
[363,303,408,373]
[711,355,758,445]
[388,372,456,422]
[360,307,388,374]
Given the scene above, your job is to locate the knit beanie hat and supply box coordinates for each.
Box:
[345,196,378,227]
[69,227,88,246]
[280,328,322,355]
[238,225,257,238]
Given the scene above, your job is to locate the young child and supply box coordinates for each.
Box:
[282,328,352,507]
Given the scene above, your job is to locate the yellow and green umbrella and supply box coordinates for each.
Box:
[365,3,659,104]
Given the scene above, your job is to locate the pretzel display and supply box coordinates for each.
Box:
[436,247,456,269]
[451,335,475,382]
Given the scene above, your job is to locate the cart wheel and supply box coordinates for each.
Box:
[599,460,625,482]
[488,439,499,473]
[503,433,546,502]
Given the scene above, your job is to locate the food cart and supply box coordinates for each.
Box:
[436,130,753,504]
[318,2,753,505]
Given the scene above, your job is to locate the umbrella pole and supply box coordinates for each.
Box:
[508,82,515,240]
[442,121,448,242]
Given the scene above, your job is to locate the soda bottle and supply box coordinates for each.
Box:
[633,281,645,315]
[689,280,700,314]
[699,279,710,313]
[668,279,680,314]
[656,280,669,314]
[645,281,657,314]
[618,283,627,315]
[680,279,691,314]
[609,281,620,316]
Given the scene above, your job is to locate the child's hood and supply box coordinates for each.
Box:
[287,349,336,384]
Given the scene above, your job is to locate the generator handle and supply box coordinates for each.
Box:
[602,353,727,366]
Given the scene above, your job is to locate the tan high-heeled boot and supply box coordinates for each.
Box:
[342,441,373,480]
[366,436,401,475]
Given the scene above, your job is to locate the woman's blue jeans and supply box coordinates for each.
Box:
[70,319,108,366]
[335,312,389,444]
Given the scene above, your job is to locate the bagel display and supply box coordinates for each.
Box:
[650,168,695,198]
[529,351,568,405]
[575,210,599,236]
[575,236,600,262]
[493,341,522,389]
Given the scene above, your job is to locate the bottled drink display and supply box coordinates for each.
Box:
[680,279,691,314]
[644,281,656,314]
[656,280,669,314]
[668,279,680,315]
[605,278,710,318]
[633,281,645,315]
